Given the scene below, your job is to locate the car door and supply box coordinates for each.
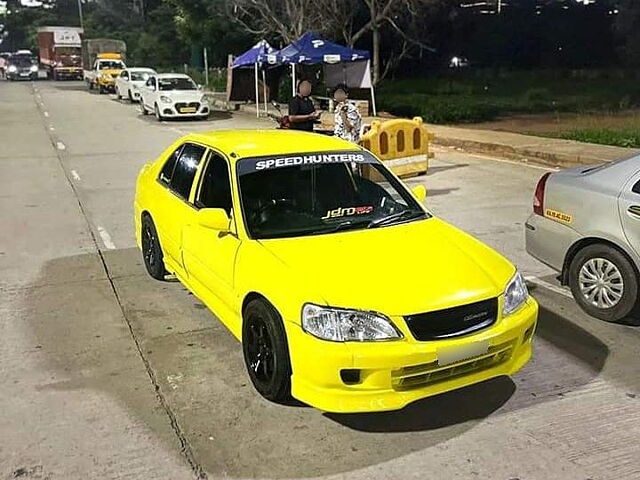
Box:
[182,150,241,318]
[141,76,155,109]
[154,142,207,273]
[117,70,128,93]
[619,169,640,259]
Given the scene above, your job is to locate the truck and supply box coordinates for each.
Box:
[37,26,84,80]
[82,39,127,93]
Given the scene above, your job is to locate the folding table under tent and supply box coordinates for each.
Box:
[232,40,275,117]
[261,32,377,116]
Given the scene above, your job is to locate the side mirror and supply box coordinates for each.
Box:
[197,208,230,232]
[412,184,427,202]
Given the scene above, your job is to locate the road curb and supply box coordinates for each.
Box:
[429,130,639,169]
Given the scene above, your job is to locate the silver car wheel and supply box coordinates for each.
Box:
[579,258,624,309]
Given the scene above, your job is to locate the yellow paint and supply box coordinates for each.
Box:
[134,130,538,413]
[545,208,573,224]
[361,116,434,178]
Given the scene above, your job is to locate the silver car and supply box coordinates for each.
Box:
[525,155,640,322]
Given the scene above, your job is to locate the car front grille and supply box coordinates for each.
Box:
[391,339,514,391]
[404,297,498,341]
[175,102,200,113]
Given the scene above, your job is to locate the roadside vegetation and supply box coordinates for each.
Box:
[378,70,640,125]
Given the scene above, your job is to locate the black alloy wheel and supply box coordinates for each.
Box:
[141,215,166,280]
[242,299,292,403]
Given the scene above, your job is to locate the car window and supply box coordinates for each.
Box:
[633,179,640,195]
[159,145,183,185]
[237,151,427,239]
[145,77,155,88]
[196,152,233,214]
[170,144,206,200]
[121,71,128,79]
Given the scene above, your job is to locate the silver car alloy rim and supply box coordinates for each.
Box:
[579,258,624,309]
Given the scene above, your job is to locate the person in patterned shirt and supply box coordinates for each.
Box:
[332,84,362,144]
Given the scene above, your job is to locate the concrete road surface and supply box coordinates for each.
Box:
[1,80,639,480]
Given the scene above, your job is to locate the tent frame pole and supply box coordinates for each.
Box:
[291,63,296,97]
[370,85,377,117]
[262,69,268,115]
[254,62,259,118]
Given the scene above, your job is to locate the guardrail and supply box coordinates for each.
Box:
[361,116,434,178]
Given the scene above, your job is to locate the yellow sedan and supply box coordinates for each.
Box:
[134,130,538,413]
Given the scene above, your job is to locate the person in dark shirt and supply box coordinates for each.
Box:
[288,79,320,132]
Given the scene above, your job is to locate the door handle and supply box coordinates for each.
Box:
[628,205,640,218]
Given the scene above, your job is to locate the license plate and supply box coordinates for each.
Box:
[437,340,489,367]
[179,107,197,113]
[20,73,30,77]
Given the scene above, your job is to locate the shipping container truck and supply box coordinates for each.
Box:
[82,39,127,93]
[37,26,83,80]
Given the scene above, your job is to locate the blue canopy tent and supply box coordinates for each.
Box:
[261,32,377,116]
[232,40,274,117]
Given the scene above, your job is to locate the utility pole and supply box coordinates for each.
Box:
[77,0,84,30]
[497,0,502,14]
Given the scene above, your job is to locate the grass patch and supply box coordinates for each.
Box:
[378,71,640,124]
[541,128,640,148]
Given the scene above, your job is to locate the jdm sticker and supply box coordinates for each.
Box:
[321,206,374,220]
[545,208,573,224]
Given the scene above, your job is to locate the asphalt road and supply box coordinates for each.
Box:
[1,80,639,480]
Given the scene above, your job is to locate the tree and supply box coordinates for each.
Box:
[616,0,640,66]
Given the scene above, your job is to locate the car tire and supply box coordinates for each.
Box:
[242,299,292,403]
[115,86,121,100]
[128,90,133,102]
[98,84,105,94]
[155,104,163,121]
[569,244,638,322]
[141,214,167,280]
[140,101,148,115]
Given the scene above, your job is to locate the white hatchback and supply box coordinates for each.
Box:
[115,67,156,102]
[139,73,210,121]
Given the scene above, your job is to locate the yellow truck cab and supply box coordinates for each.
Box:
[82,39,127,94]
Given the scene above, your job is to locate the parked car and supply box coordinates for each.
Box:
[115,67,156,102]
[139,73,209,121]
[525,155,640,322]
[134,130,538,413]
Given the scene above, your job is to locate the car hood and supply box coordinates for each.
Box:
[161,90,202,102]
[101,69,123,78]
[258,218,515,316]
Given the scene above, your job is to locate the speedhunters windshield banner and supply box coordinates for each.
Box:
[237,150,380,175]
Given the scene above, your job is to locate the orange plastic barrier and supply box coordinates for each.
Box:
[361,117,434,178]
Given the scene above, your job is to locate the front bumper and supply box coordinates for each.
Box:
[159,103,210,118]
[287,297,538,413]
[7,71,36,80]
[54,68,82,79]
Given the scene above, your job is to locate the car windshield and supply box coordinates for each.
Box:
[158,77,197,91]
[131,71,152,81]
[10,57,35,67]
[237,151,429,239]
[99,60,124,70]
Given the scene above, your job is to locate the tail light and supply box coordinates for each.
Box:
[533,172,551,216]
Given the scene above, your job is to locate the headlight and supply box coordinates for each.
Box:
[7,65,17,73]
[30,65,38,73]
[302,304,402,342]
[503,271,528,316]
[200,95,208,104]
[160,95,172,104]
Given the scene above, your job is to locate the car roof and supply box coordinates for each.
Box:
[156,73,191,79]
[183,130,361,160]
[127,67,155,72]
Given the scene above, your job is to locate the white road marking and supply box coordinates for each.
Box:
[97,226,116,250]
[43,111,49,117]
[70,170,81,181]
[525,275,573,298]
[49,126,55,131]
[56,141,66,151]
[435,146,560,172]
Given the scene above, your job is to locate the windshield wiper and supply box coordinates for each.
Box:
[316,218,372,234]
[367,209,426,228]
